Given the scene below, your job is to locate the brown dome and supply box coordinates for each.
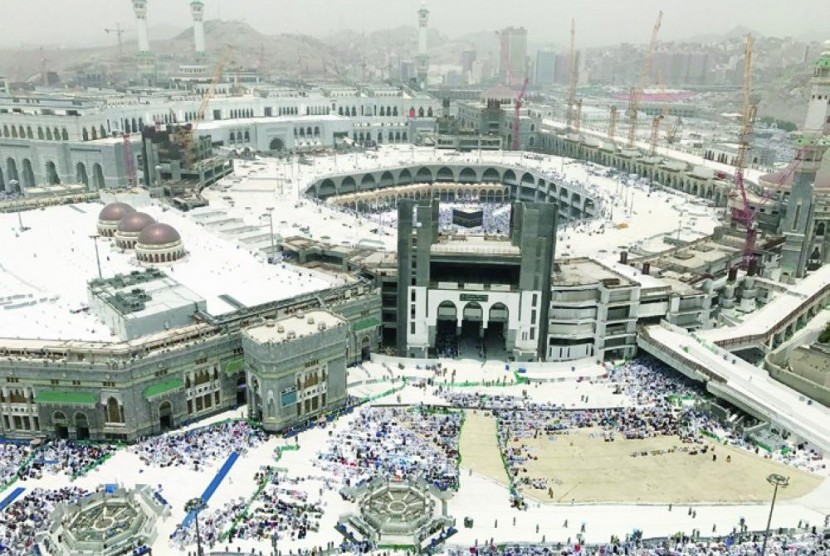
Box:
[98,202,135,222]
[137,223,181,246]
[117,212,156,233]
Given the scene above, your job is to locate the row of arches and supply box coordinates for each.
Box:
[313,165,591,208]
[537,133,730,207]
[2,124,67,141]
[332,183,511,210]
[0,158,103,192]
[336,105,434,118]
[294,126,320,138]
[229,108,254,119]
[229,130,251,144]
[352,130,408,144]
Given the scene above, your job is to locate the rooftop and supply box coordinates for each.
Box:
[0,195,339,342]
[554,258,634,288]
[244,309,345,344]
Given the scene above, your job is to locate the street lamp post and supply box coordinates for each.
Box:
[262,208,275,264]
[760,473,789,556]
[89,234,102,279]
[185,497,207,556]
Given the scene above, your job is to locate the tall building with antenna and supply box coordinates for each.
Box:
[416,3,430,87]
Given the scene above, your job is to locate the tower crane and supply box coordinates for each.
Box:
[565,19,578,131]
[729,34,763,269]
[649,68,666,155]
[608,106,618,142]
[175,47,232,167]
[105,24,126,59]
[574,99,583,135]
[511,76,529,151]
[627,11,663,147]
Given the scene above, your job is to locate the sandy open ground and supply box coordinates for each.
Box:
[459,413,822,504]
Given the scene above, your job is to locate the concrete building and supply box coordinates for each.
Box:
[242,310,349,432]
[535,49,556,86]
[396,199,556,361]
[499,27,528,84]
[416,4,430,87]
[0,87,439,192]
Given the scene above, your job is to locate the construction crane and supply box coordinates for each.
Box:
[730,34,761,269]
[123,133,137,188]
[565,19,577,131]
[105,24,126,59]
[176,48,232,167]
[627,11,663,147]
[608,106,618,142]
[649,115,663,156]
[511,76,529,150]
[574,99,583,135]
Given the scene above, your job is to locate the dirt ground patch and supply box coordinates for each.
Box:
[459,410,509,484]
[462,418,822,504]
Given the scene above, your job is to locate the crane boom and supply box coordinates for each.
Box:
[735,34,754,176]
[627,10,663,147]
[178,48,231,166]
[608,106,618,143]
[566,19,577,131]
[512,76,529,150]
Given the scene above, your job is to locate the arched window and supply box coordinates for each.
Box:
[244,130,250,142]
[91,127,97,140]
[82,128,88,141]
[62,128,68,140]
[338,107,343,116]
[106,397,124,423]
[418,107,425,118]
[393,106,398,116]
[11,126,17,138]
[2,125,8,137]
[380,106,385,116]
[26,126,32,139]
[45,128,53,140]
[53,127,59,141]
[99,125,106,138]
[18,126,24,137]
[229,131,236,144]
[37,127,44,140]
[427,107,433,117]
[314,126,319,136]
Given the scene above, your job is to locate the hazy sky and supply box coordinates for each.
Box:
[2,0,828,49]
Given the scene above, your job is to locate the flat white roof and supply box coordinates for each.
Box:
[0,196,340,342]
[245,309,344,344]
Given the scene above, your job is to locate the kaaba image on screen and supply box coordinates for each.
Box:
[452,208,484,228]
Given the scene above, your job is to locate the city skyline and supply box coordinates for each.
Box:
[1,0,828,49]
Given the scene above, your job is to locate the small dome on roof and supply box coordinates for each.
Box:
[117,212,156,233]
[137,223,181,246]
[98,202,135,222]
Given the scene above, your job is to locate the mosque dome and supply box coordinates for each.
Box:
[117,212,156,233]
[98,202,135,222]
[137,223,181,246]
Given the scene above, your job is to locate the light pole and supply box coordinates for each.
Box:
[89,234,102,279]
[262,208,276,264]
[185,497,207,556]
[760,473,789,556]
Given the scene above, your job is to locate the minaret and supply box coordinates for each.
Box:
[191,1,206,60]
[803,40,830,135]
[416,3,430,87]
[132,0,150,56]
[779,39,830,278]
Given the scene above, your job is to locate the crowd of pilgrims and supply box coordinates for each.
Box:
[449,530,830,556]
[129,420,268,470]
[315,406,463,493]
[360,201,513,236]
[171,467,325,550]
[0,487,88,554]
